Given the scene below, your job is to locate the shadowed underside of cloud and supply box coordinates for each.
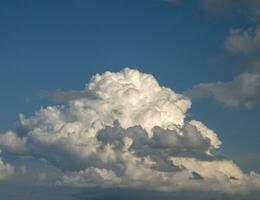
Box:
[74,188,260,200]
[0,68,260,195]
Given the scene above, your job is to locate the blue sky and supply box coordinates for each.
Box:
[1,0,260,199]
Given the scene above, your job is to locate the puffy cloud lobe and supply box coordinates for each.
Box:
[0,68,260,193]
[0,131,27,154]
[0,153,14,181]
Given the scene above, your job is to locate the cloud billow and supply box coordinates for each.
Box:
[0,154,14,181]
[0,68,260,194]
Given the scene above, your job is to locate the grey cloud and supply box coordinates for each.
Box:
[161,0,260,20]
[97,121,214,160]
[226,27,260,57]
[161,0,180,5]
[187,73,260,108]
[187,26,260,108]
[2,185,260,200]
[199,0,260,20]
[200,0,235,16]
[225,27,260,73]
[36,89,100,103]
[74,188,260,200]
[151,124,211,152]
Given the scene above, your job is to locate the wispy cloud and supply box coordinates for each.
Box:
[31,89,100,103]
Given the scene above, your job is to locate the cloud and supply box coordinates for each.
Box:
[56,167,121,188]
[161,0,260,20]
[187,26,260,108]
[186,72,260,108]
[161,0,180,5]
[19,165,27,175]
[199,0,260,20]
[226,27,260,55]
[200,0,235,16]
[74,188,260,200]
[0,131,28,154]
[36,89,100,103]
[0,153,14,181]
[0,68,260,194]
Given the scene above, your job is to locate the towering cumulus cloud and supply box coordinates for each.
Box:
[0,68,260,193]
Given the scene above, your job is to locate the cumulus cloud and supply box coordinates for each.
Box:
[226,27,260,61]
[0,152,14,181]
[0,68,260,194]
[0,131,28,154]
[19,165,27,176]
[187,26,260,108]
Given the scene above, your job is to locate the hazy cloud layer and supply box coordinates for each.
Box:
[0,68,260,194]
[37,89,100,103]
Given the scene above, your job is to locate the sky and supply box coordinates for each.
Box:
[0,0,260,199]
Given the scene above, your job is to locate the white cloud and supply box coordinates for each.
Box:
[0,152,14,181]
[0,131,27,154]
[0,68,260,193]
[56,167,121,188]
